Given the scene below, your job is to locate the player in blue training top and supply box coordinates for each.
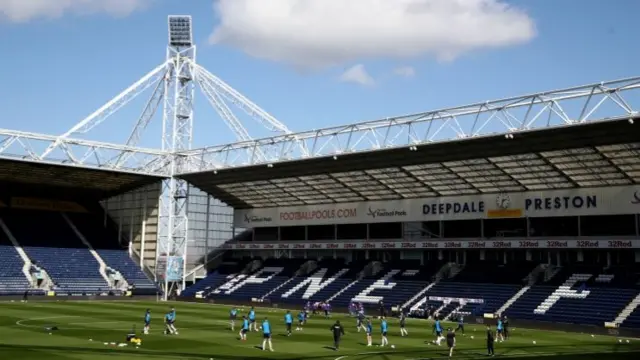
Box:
[284,311,293,336]
[296,310,305,331]
[433,317,444,345]
[261,318,274,351]
[456,314,465,335]
[229,307,238,331]
[143,309,151,334]
[248,307,257,331]
[170,307,179,335]
[365,318,373,346]
[496,318,504,342]
[164,310,176,335]
[380,317,389,347]
[239,315,249,341]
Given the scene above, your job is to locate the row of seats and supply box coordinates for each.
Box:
[0,207,157,295]
[187,258,640,329]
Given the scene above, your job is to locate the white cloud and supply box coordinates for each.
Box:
[0,0,149,22]
[209,0,536,69]
[339,64,375,86]
[394,66,416,78]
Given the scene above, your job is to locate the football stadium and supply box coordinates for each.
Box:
[2,15,640,360]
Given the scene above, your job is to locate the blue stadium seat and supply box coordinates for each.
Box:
[2,210,109,294]
[267,259,349,303]
[0,244,31,296]
[506,266,640,327]
[69,212,158,293]
[97,250,157,293]
[425,282,521,316]
[206,258,307,301]
[182,258,256,298]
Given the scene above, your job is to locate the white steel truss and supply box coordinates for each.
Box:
[156,33,197,300]
[181,76,640,171]
[0,128,169,174]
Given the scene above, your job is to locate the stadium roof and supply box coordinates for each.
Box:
[181,118,640,209]
[0,159,164,199]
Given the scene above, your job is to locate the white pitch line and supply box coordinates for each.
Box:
[16,316,148,330]
[16,315,79,328]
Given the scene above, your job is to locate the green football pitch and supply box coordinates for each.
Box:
[0,300,638,360]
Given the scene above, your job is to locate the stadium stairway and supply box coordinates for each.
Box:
[2,209,110,295]
[67,212,157,293]
[63,213,115,287]
[0,216,52,295]
[614,293,640,328]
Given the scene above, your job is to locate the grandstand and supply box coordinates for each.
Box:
[183,116,640,331]
[0,165,162,297]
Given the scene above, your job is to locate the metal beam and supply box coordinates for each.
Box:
[181,76,640,172]
[0,128,169,176]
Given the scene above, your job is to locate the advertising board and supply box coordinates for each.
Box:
[234,186,640,227]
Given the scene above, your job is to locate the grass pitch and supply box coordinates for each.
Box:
[0,300,638,360]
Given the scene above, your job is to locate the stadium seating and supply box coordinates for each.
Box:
[182,259,252,298]
[286,261,369,305]
[96,250,157,294]
[505,264,640,327]
[354,260,440,309]
[410,261,537,318]
[206,258,307,301]
[182,255,640,331]
[67,212,157,293]
[1,209,109,294]
[270,259,350,304]
[0,230,31,295]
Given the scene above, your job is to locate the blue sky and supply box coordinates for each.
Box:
[0,0,639,150]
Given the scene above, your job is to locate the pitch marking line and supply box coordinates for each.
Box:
[16,316,79,328]
[16,316,142,330]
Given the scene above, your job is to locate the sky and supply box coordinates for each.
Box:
[0,0,639,151]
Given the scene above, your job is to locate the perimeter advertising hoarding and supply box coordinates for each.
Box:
[233,185,640,227]
[221,239,640,250]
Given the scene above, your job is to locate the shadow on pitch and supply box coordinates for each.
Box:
[1,342,639,360]
[391,343,640,360]
[0,343,295,360]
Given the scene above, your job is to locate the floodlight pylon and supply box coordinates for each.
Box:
[156,15,196,300]
[22,15,311,299]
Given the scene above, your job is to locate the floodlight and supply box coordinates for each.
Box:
[168,15,193,47]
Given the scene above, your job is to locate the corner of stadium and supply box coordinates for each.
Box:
[1,15,640,360]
